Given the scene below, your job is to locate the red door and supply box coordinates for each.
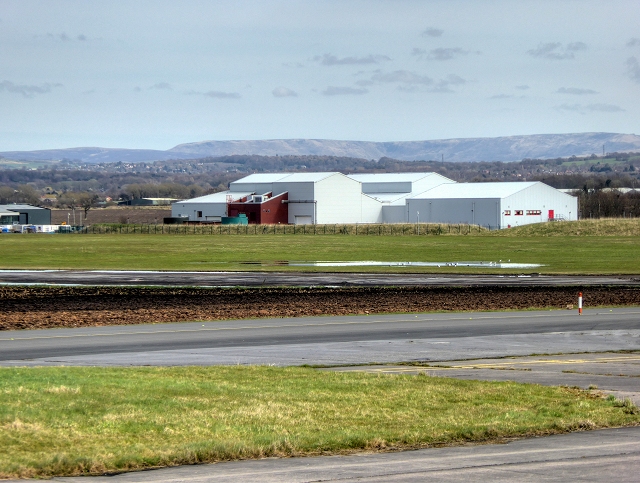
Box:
[548,210,554,221]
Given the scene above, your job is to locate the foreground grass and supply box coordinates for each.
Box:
[2,228,640,273]
[1,366,638,478]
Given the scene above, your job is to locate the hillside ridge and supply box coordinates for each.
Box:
[2,132,639,164]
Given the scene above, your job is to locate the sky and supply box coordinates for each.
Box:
[1,0,639,151]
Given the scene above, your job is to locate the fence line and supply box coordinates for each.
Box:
[77,223,494,236]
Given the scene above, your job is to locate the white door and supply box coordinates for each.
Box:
[294,215,313,225]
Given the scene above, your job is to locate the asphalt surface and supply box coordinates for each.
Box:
[333,352,640,404]
[29,427,639,483]
[1,269,640,287]
[2,308,640,364]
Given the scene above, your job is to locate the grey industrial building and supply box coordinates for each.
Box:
[0,204,51,225]
[172,173,577,228]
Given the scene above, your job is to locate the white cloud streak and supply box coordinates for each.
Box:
[527,42,587,60]
[272,87,297,97]
[321,86,368,96]
[422,27,443,37]
[557,103,624,112]
[186,90,241,99]
[556,87,598,95]
[0,80,62,98]
[314,54,391,66]
[626,57,640,83]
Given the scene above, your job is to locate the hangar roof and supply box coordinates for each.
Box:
[347,172,443,183]
[0,204,49,211]
[412,182,539,199]
[274,172,340,183]
[232,172,342,185]
[231,173,290,184]
[175,190,254,204]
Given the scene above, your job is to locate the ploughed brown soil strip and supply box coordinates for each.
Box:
[2,286,639,331]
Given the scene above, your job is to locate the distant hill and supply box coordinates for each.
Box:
[3,132,640,164]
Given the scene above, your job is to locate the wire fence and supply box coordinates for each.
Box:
[76,223,495,236]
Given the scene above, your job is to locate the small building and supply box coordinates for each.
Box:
[407,182,578,228]
[0,204,51,225]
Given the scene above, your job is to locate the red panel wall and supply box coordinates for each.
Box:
[228,192,288,224]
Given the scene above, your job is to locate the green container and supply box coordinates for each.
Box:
[221,214,248,225]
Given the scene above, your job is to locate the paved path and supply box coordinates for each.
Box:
[1,269,639,287]
[31,427,638,483]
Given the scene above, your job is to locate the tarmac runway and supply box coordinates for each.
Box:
[2,269,640,287]
[30,427,640,483]
[2,308,640,365]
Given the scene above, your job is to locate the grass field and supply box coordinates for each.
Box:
[2,221,640,274]
[1,366,637,478]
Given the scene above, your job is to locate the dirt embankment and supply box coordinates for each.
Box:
[2,286,639,331]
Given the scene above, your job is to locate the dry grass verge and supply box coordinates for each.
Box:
[1,366,638,478]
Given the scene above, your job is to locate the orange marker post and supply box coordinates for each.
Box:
[578,292,583,315]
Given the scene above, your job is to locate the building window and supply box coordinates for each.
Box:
[504,210,511,216]
[514,210,523,216]
[197,211,203,217]
[526,210,542,215]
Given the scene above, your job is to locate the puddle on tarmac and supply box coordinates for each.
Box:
[241,261,543,269]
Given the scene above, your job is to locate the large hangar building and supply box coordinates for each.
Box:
[407,181,578,228]
[347,172,454,223]
[172,172,576,228]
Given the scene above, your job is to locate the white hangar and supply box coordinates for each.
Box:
[347,172,454,223]
[407,181,578,228]
[172,172,577,228]
[172,172,384,225]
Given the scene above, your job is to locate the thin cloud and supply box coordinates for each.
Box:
[566,42,587,51]
[627,38,640,47]
[527,42,586,60]
[557,103,624,113]
[272,87,297,97]
[186,90,241,99]
[149,82,173,90]
[515,85,530,90]
[626,57,640,83]
[282,62,305,68]
[413,47,480,61]
[0,80,62,98]
[46,32,90,42]
[371,70,433,85]
[557,87,598,95]
[370,70,465,93]
[422,27,443,37]
[314,53,391,66]
[490,94,514,99]
[321,86,368,96]
[428,47,478,61]
[586,103,624,112]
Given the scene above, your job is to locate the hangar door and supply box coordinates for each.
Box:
[294,215,313,225]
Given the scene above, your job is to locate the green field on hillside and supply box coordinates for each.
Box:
[1,220,640,274]
[1,366,637,479]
